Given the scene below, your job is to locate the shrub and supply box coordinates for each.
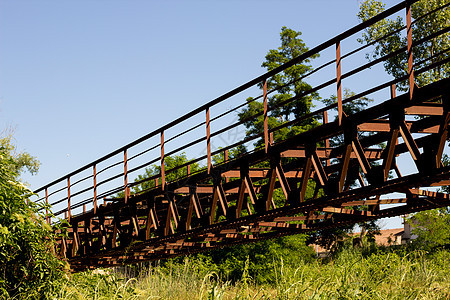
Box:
[0,134,66,298]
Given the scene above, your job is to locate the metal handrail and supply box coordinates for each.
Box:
[35,0,450,222]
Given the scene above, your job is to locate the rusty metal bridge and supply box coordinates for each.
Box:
[34,0,450,271]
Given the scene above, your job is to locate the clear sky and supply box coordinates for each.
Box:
[1,0,405,228]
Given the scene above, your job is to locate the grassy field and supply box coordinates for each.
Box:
[54,246,450,300]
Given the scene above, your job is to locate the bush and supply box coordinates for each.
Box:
[0,135,66,298]
[193,234,316,285]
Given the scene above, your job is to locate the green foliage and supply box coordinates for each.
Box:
[262,27,319,121]
[322,88,373,120]
[238,27,320,147]
[0,132,40,177]
[212,146,247,165]
[357,0,450,91]
[0,134,66,298]
[308,227,353,252]
[406,153,450,250]
[407,208,450,249]
[126,152,202,195]
[203,235,316,285]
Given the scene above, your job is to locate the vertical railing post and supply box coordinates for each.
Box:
[45,188,50,224]
[124,149,128,204]
[391,83,399,155]
[161,130,165,190]
[336,41,343,125]
[323,110,330,167]
[391,83,398,153]
[263,79,269,153]
[93,164,97,214]
[206,107,211,174]
[224,149,228,162]
[67,177,71,222]
[390,84,396,99]
[406,1,414,100]
[224,149,229,183]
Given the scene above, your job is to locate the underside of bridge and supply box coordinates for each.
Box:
[62,78,449,271]
[34,0,450,272]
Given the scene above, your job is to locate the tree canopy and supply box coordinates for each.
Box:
[238,26,320,147]
[357,0,449,90]
[407,208,450,249]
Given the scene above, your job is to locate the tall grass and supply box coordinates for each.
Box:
[272,248,450,299]
[55,247,450,300]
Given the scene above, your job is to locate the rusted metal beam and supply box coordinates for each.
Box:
[336,41,343,125]
[161,131,165,190]
[124,149,128,204]
[206,107,212,174]
[263,80,269,153]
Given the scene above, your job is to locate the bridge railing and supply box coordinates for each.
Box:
[34,0,449,223]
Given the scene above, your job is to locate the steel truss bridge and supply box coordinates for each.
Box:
[34,0,450,271]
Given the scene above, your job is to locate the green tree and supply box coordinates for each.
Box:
[238,28,379,251]
[212,145,247,165]
[238,26,320,147]
[236,26,323,209]
[1,130,40,177]
[407,208,450,248]
[357,0,449,91]
[234,27,323,257]
[406,155,450,249]
[0,133,66,298]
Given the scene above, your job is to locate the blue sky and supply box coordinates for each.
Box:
[1,0,405,228]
